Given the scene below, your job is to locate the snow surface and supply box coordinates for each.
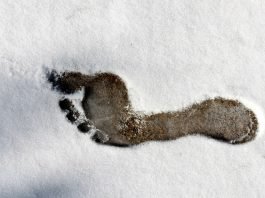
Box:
[1,0,265,197]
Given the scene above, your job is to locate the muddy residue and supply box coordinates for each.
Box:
[48,70,258,147]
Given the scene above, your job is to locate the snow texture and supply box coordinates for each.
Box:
[1,0,265,197]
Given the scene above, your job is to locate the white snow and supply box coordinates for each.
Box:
[1,0,265,197]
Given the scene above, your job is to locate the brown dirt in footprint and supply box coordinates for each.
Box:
[48,70,258,146]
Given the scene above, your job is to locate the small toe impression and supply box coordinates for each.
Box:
[77,122,93,133]
[91,131,131,147]
[66,111,80,123]
[92,130,110,144]
[59,98,74,111]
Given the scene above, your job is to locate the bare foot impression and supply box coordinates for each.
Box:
[47,70,258,147]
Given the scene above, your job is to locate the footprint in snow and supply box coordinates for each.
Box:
[47,70,258,147]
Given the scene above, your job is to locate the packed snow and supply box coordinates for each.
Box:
[1,0,265,197]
